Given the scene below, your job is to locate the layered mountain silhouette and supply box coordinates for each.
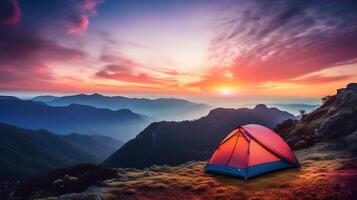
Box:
[275,83,357,149]
[31,95,58,103]
[32,94,211,121]
[0,98,151,141]
[0,95,19,100]
[0,123,123,180]
[103,104,295,168]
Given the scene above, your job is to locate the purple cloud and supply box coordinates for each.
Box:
[0,0,21,24]
[0,26,86,84]
[66,0,104,34]
[67,15,89,34]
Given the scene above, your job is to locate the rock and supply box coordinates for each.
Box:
[58,193,103,200]
[336,83,357,107]
[58,186,103,200]
[295,140,308,149]
[53,179,64,186]
[347,83,357,90]
[314,113,357,140]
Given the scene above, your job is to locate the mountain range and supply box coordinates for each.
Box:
[32,94,211,121]
[0,98,150,141]
[103,104,295,168]
[0,123,123,180]
[7,83,357,200]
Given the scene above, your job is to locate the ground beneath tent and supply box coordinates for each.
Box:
[59,140,357,200]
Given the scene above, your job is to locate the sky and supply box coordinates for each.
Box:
[0,0,357,104]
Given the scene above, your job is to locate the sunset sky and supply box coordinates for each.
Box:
[1,0,357,104]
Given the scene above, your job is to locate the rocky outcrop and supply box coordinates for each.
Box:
[335,83,357,108]
[275,83,357,149]
[347,83,357,90]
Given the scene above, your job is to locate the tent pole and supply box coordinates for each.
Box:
[245,138,251,180]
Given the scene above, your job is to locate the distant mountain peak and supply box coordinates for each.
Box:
[254,104,268,109]
[92,93,104,97]
[116,108,134,114]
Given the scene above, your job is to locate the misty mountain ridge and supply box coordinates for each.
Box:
[62,133,123,162]
[0,98,151,141]
[0,95,19,100]
[0,123,123,180]
[31,95,58,103]
[103,104,295,168]
[32,93,211,121]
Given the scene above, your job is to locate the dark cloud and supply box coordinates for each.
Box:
[16,0,104,34]
[99,54,140,66]
[0,26,86,83]
[95,55,146,82]
[0,26,85,64]
[95,64,159,84]
[211,0,357,83]
[0,0,96,86]
[255,1,310,40]
[0,0,21,24]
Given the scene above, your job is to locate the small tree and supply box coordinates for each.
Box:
[299,110,306,115]
[321,96,330,104]
[299,109,306,120]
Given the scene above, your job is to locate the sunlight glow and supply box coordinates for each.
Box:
[220,87,233,96]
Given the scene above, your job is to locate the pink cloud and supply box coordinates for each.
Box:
[79,0,104,14]
[95,63,160,85]
[66,0,104,34]
[0,26,86,89]
[67,15,89,34]
[94,55,180,89]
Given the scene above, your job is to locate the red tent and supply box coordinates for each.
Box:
[205,124,300,179]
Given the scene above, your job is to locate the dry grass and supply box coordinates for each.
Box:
[60,142,357,200]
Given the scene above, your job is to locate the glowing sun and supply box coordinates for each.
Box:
[220,87,233,96]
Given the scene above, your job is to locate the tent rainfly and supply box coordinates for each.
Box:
[205,124,300,179]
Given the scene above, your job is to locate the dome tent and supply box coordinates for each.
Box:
[205,124,300,179]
